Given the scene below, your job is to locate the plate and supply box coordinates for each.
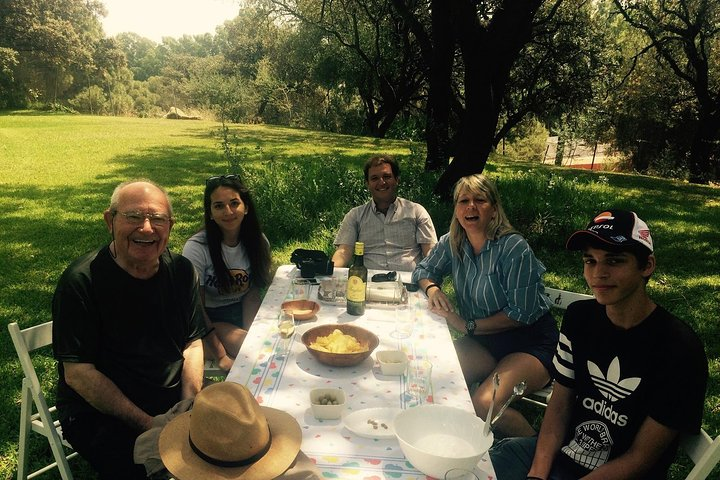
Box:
[343,407,401,439]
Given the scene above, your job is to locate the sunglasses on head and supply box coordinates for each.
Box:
[206,174,241,185]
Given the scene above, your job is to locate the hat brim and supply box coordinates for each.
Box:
[565,230,610,250]
[159,406,302,480]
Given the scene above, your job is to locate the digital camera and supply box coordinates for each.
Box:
[290,249,334,278]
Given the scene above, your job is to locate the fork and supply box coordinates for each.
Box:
[483,372,500,436]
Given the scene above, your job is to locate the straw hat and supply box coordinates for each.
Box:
[159,382,302,480]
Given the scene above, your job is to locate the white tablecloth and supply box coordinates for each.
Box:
[226,265,496,479]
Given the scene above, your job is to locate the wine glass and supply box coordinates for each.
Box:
[277,309,296,357]
[444,468,480,479]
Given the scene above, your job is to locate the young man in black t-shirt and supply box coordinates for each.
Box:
[491,209,708,480]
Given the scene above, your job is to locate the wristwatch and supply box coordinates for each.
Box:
[465,319,476,336]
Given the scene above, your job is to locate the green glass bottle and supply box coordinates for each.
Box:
[346,242,367,316]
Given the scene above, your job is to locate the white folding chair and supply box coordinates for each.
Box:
[203,359,227,378]
[681,429,720,480]
[8,321,77,480]
[520,287,594,407]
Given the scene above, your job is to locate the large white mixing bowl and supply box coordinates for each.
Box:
[394,404,493,479]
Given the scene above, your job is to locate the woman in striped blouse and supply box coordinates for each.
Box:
[412,174,558,438]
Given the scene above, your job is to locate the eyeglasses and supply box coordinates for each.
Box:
[115,211,171,227]
[206,174,241,185]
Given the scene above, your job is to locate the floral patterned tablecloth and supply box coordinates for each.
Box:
[226,265,496,480]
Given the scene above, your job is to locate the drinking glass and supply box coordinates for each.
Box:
[277,309,296,357]
[406,359,432,405]
[291,279,310,300]
[391,304,415,339]
[444,468,480,480]
[319,277,338,302]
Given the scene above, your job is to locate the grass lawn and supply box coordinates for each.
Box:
[0,111,718,479]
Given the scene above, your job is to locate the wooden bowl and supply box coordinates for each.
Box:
[301,324,379,367]
[281,300,320,321]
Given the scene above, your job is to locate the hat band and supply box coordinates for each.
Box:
[188,430,273,468]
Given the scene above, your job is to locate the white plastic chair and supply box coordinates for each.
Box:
[680,429,720,480]
[521,287,594,407]
[203,359,227,378]
[8,321,77,480]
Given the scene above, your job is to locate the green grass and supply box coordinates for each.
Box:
[0,111,717,479]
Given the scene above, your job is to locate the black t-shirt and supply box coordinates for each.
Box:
[52,246,206,420]
[552,300,708,478]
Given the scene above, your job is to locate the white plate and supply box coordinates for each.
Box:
[343,407,401,439]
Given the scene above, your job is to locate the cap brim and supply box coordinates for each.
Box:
[565,230,614,250]
[159,406,302,480]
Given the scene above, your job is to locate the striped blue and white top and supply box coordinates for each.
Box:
[412,232,551,324]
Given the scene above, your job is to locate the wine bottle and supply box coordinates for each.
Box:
[346,242,367,315]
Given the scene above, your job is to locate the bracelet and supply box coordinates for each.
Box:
[424,283,440,295]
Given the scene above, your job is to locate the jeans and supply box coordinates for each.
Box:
[490,436,583,480]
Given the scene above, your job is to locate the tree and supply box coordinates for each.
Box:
[115,33,163,81]
[426,0,546,196]
[265,0,427,137]
[0,0,106,105]
[613,0,720,183]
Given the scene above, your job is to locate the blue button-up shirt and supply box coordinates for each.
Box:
[412,232,551,324]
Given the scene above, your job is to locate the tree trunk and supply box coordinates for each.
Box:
[433,0,543,198]
[555,135,565,166]
[424,0,453,172]
[687,110,720,184]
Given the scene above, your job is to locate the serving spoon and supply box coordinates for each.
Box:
[483,372,500,436]
[491,380,527,429]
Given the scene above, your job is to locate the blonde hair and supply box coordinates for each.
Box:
[449,174,517,258]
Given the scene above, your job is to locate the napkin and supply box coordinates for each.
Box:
[366,282,407,304]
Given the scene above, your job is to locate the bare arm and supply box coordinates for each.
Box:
[432,307,522,335]
[198,288,234,371]
[181,338,204,400]
[417,280,521,334]
[528,382,575,479]
[64,362,153,432]
[420,242,435,258]
[331,244,353,268]
[241,286,262,331]
[581,417,679,479]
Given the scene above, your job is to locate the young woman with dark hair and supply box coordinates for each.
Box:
[183,175,271,371]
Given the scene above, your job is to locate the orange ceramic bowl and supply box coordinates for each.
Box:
[280,300,321,321]
[301,324,379,367]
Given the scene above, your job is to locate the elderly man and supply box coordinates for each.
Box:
[332,155,437,271]
[52,180,206,479]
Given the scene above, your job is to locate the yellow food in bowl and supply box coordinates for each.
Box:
[309,329,368,354]
[292,309,312,316]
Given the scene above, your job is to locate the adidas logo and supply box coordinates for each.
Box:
[581,357,641,427]
[588,356,641,401]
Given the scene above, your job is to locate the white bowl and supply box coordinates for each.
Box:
[309,388,346,420]
[394,405,493,478]
[376,350,408,375]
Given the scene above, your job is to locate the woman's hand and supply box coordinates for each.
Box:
[427,287,453,312]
